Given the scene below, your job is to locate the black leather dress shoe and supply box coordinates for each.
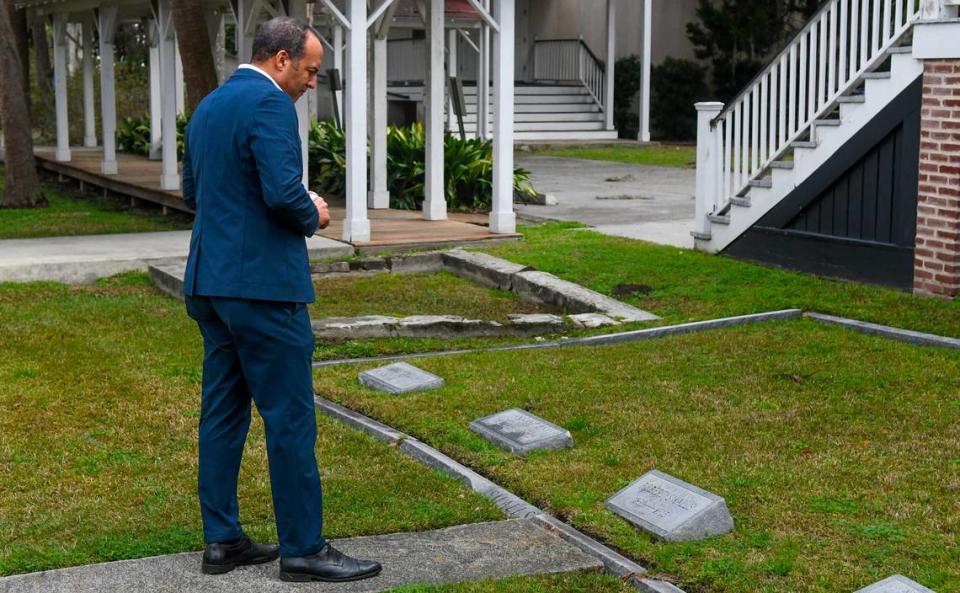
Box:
[279,543,382,583]
[201,534,280,575]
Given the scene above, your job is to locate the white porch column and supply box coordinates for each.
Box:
[52,13,72,162]
[423,0,447,220]
[693,102,723,240]
[490,0,515,233]
[446,28,457,132]
[236,0,256,62]
[333,24,344,124]
[82,18,97,147]
[175,39,186,115]
[369,34,390,208]
[343,0,371,242]
[638,0,651,142]
[289,0,310,187]
[604,0,615,131]
[98,5,119,174]
[158,0,180,190]
[149,22,161,159]
[478,3,490,139]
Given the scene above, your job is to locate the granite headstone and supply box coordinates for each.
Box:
[605,469,734,542]
[469,408,573,454]
[358,362,444,394]
[853,575,936,593]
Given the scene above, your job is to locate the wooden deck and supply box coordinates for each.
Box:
[34,147,522,252]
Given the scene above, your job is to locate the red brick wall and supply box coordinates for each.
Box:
[915,59,960,298]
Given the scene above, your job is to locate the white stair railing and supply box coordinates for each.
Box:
[695,0,924,238]
[533,39,604,109]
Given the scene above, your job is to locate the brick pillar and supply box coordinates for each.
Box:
[915,59,960,298]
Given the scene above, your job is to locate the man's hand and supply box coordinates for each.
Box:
[308,191,330,230]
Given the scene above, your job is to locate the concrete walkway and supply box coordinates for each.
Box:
[0,231,354,283]
[515,155,696,249]
[0,520,601,593]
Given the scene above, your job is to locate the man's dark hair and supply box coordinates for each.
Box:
[251,17,319,63]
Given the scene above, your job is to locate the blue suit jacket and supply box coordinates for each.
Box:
[181,68,319,303]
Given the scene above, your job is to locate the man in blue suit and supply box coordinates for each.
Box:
[182,17,380,583]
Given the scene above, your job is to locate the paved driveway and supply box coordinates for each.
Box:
[515,155,696,248]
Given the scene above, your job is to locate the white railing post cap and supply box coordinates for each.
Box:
[695,101,724,112]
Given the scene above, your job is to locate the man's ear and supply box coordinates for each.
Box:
[276,49,290,70]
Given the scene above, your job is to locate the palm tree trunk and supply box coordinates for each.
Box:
[0,0,46,208]
[171,0,218,114]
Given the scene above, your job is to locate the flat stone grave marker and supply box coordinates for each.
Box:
[854,575,936,593]
[469,408,573,454]
[605,469,734,542]
[358,362,444,394]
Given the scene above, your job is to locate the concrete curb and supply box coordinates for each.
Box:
[313,309,804,368]
[312,395,689,592]
[805,312,960,350]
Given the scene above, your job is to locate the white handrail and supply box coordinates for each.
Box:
[533,39,604,110]
[698,0,923,222]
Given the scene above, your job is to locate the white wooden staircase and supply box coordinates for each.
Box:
[693,0,927,253]
[388,83,619,142]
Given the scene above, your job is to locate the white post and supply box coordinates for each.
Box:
[423,0,447,220]
[921,0,959,19]
[638,0,651,142]
[447,28,457,132]
[82,18,97,147]
[52,13,72,162]
[604,0,615,131]
[333,24,344,123]
[236,0,256,62]
[343,0,371,241]
[149,22,162,159]
[158,0,180,190]
[490,0,516,233]
[369,34,390,208]
[175,40,186,114]
[99,6,119,174]
[478,5,490,139]
[693,102,723,241]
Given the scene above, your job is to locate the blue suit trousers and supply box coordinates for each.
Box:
[185,295,325,557]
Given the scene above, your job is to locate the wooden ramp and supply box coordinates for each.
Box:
[34,148,521,252]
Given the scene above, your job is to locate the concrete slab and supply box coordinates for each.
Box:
[515,155,695,248]
[0,520,602,593]
[0,232,353,284]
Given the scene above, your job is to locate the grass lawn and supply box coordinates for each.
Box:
[313,222,960,362]
[0,165,191,239]
[528,144,696,168]
[0,273,501,576]
[311,271,560,322]
[486,222,960,337]
[315,321,960,593]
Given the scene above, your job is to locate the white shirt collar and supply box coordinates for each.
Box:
[238,63,283,92]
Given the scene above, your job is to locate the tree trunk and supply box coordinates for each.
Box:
[0,0,46,208]
[31,10,51,94]
[171,0,218,114]
[11,1,28,97]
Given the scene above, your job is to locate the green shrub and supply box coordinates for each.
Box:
[117,113,187,159]
[614,55,643,139]
[650,57,709,141]
[309,120,536,212]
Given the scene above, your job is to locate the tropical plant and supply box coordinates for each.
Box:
[309,119,537,212]
[117,113,187,159]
